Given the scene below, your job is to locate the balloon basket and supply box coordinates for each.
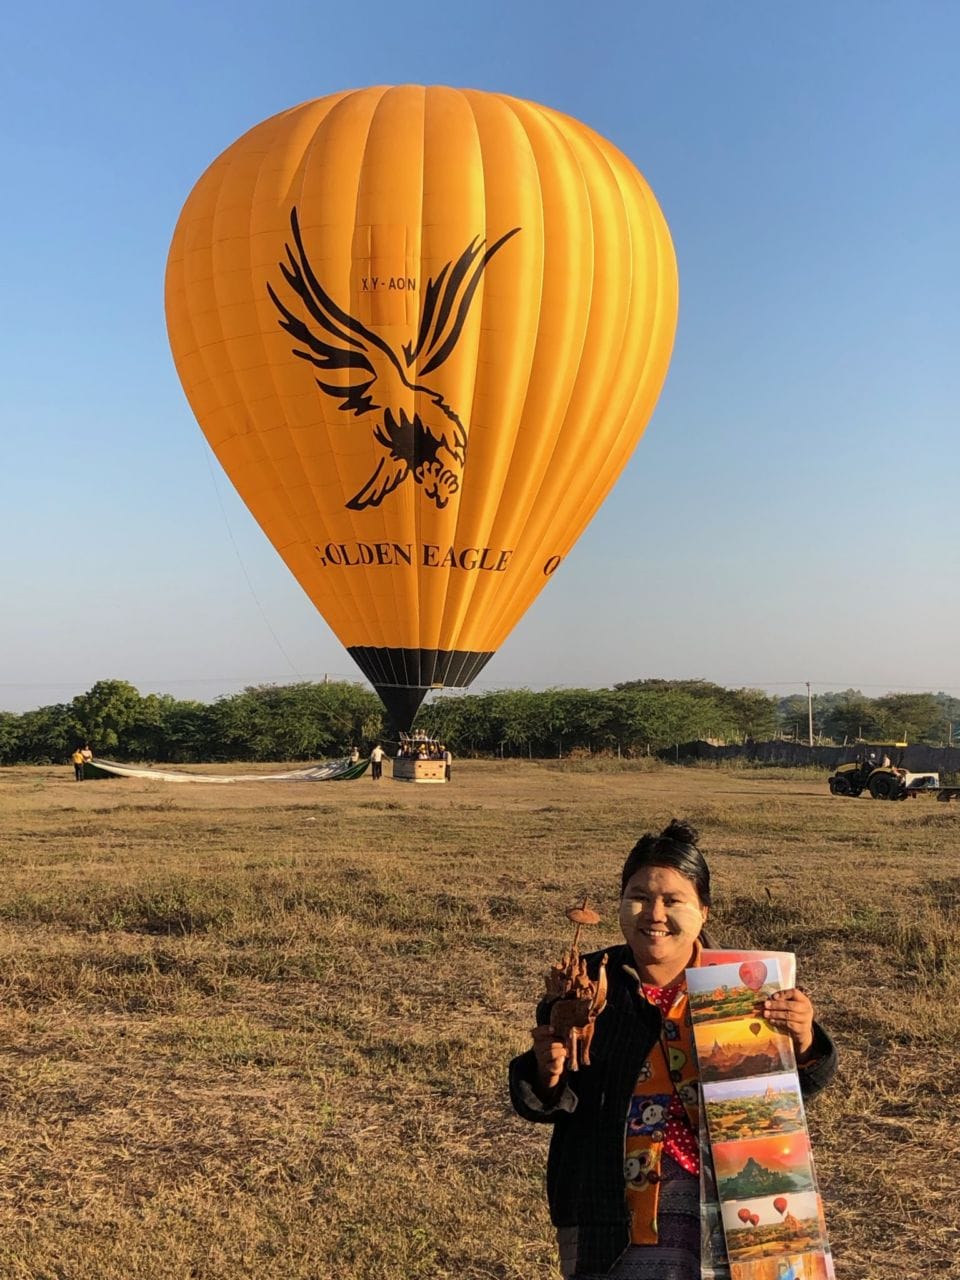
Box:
[392,758,447,784]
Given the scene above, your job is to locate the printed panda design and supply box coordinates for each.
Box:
[627,1093,672,1140]
[624,1148,657,1188]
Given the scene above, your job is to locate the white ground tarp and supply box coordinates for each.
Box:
[88,758,367,783]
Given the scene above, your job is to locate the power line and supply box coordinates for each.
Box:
[459,678,960,694]
[0,672,364,690]
[5,676,958,693]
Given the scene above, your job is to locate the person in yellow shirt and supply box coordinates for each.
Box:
[70,748,85,782]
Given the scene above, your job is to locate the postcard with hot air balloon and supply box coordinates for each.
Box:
[701,949,797,989]
[687,958,785,1024]
[702,1073,805,1143]
[693,1018,796,1086]
[725,1194,825,1263]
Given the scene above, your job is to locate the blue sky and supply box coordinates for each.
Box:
[2,2,957,712]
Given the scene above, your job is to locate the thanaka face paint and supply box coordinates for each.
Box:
[619,865,707,982]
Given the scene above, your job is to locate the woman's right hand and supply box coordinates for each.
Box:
[531,1025,568,1091]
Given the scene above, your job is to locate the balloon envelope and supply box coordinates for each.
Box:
[738,961,768,992]
[166,86,678,728]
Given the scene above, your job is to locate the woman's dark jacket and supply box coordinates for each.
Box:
[508,943,837,1276]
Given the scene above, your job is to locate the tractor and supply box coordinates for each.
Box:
[828,748,939,800]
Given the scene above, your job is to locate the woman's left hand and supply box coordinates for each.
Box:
[762,988,815,1061]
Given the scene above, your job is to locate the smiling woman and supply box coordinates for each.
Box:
[508,820,838,1280]
[617,827,713,986]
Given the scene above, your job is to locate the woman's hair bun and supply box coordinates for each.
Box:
[621,817,711,904]
[660,818,698,846]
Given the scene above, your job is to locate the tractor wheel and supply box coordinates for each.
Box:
[849,787,863,797]
[869,775,895,800]
[829,776,852,796]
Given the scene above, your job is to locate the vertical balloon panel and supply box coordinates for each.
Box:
[432,91,547,655]
[166,85,678,728]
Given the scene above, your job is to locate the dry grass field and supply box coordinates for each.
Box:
[0,758,956,1279]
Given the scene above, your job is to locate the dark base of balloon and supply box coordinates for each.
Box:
[348,646,495,731]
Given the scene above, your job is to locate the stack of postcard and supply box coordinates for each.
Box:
[687,951,834,1280]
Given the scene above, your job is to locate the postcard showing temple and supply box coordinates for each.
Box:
[692,1017,795,1085]
[702,1073,805,1143]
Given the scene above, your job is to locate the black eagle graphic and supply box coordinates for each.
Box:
[267,208,520,511]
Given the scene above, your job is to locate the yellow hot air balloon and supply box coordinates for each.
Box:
[165,85,677,728]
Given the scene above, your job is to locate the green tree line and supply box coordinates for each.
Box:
[1,678,958,765]
[0,679,383,765]
[426,681,960,756]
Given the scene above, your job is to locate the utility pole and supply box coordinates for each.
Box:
[806,682,814,747]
